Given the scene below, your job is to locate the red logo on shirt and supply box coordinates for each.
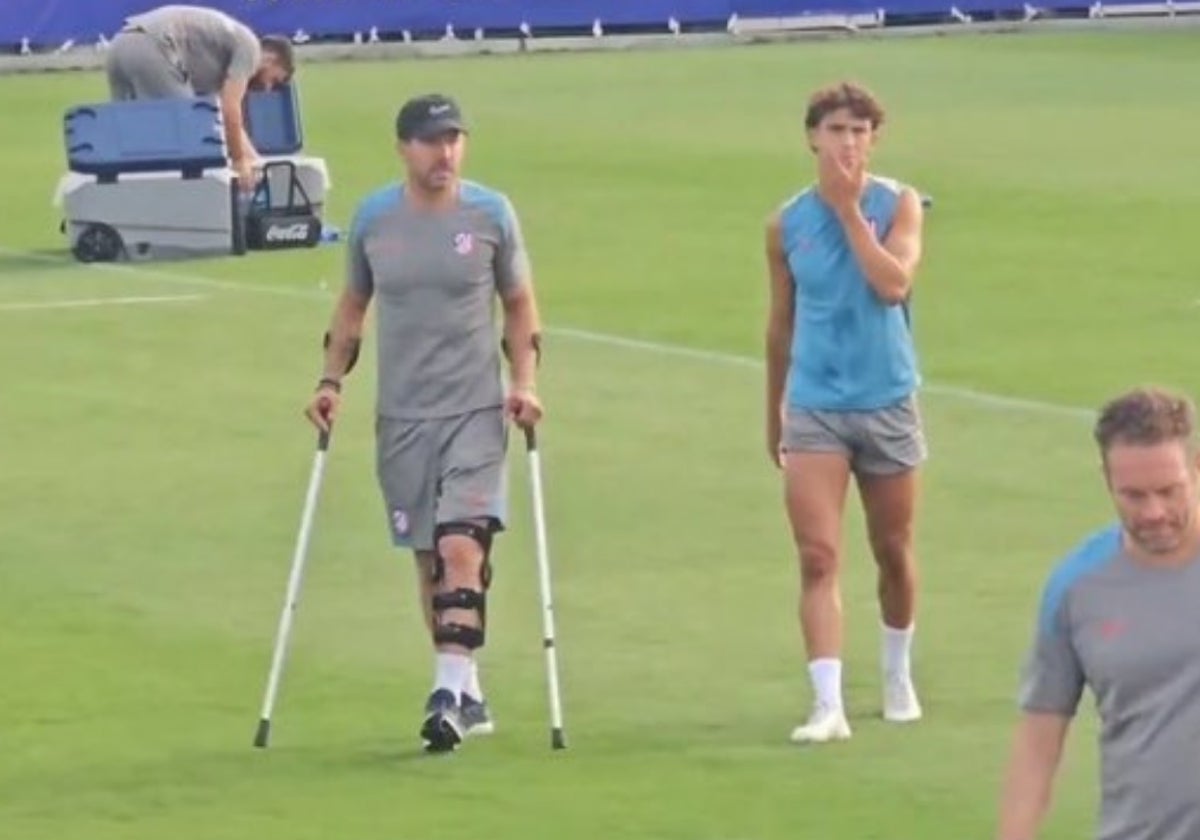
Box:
[1098,619,1128,639]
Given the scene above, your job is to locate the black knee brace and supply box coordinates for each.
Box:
[429,520,495,649]
[431,588,487,649]
[432,520,494,584]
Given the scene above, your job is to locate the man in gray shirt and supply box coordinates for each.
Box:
[305,94,544,754]
[995,385,1200,840]
[104,5,295,190]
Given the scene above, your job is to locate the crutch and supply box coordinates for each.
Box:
[523,426,567,750]
[253,426,332,748]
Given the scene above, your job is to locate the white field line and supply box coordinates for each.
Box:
[0,245,1093,420]
[0,293,206,311]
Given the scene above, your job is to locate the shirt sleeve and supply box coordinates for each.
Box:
[345,204,375,297]
[1017,582,1086,716]
[493,195,532,298]
[224,23,261,83]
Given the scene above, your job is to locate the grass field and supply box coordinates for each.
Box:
[3,26,1200,840]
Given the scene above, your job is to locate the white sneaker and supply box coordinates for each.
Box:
[789,704,852,744]
[883,674,923,723]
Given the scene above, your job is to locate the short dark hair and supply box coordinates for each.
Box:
[1094,386,1197,455]
[804,81,885,130]
[260,35,295,77]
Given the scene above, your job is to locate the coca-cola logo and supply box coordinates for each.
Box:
[265,222,312,243]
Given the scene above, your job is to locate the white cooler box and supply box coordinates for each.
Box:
[54,156,332,262]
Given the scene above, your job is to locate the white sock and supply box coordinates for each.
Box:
[433,653,472,696]
[464,658,484,702]
[882,623,914,681]
[808,658,843,712]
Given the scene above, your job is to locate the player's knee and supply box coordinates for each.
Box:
[435,519,494,566]
[431,521,495,587]
[870,532,913,573]
[434,521,494,588]
[797,539,839,583]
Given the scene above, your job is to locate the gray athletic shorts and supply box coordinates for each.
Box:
[105,29,192,100]
[782,394,927,476]
[376,407,508,552]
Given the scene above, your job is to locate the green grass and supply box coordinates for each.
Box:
[2,27,1198,840]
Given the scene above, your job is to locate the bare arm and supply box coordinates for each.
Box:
[218,76,256,162]
[494,196,541,395]
[995,712,1072,840]
[764,213,794,465]
[321,287,371,383]
[838,186,923,305]
[501,282,541,393]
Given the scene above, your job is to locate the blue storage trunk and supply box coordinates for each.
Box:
[64,97,228,178]
[244,83,304,156]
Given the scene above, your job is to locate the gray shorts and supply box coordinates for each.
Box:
[105,29,192,100]
[376,407,508,552]
[782,395,927,476]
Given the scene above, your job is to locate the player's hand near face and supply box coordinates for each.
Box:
[817,149,866,217]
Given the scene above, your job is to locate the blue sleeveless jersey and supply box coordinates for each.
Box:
[779,175,921,411]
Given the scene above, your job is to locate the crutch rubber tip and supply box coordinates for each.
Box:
[253,718,271,749]
[551,729,566,750]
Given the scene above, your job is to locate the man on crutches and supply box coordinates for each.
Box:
[300,93,545,754]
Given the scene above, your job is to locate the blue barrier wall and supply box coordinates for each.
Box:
[1,0,1115,50]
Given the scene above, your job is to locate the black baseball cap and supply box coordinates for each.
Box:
[396,94,468,141]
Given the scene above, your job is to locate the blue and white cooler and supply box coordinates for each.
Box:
[55,83,332,262]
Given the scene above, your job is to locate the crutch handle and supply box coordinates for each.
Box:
[523,425,538,451]
[317,427,331,452]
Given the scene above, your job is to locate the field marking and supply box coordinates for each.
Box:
[548,331,1094,421]
[0,293,206,312]
[0,247,328,301]
[0,245,1094,421]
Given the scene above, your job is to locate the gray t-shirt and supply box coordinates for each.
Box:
[125,5,260,95]
[1019,524,1200,840]
[346,179,531,420]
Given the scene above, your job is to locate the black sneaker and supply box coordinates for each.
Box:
[420,688,464,754]
[460,694,495,736]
